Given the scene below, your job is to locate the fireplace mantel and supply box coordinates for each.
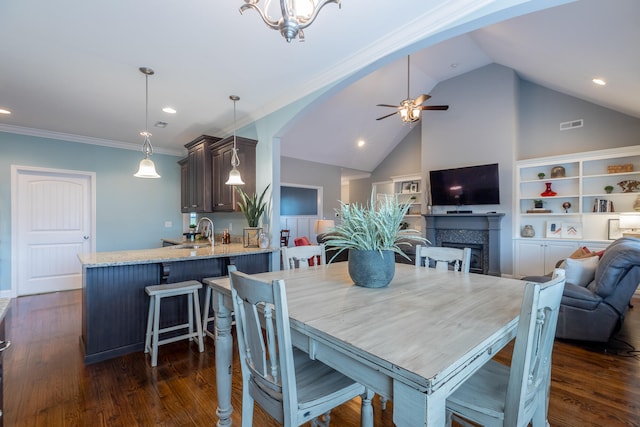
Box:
[423,213,504,276]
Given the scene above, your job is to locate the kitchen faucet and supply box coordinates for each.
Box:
[196,217,214,245]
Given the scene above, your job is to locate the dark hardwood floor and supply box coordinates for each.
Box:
[3,290,639,426]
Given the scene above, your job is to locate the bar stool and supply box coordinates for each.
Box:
[144,280,205,367]
[202,281,216,340]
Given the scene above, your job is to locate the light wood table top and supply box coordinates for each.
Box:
[206,262,526,426]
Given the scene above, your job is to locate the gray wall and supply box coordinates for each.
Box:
[518,80,640,159]
[280,156,342,220]
[370,125,422,183]
[422,63,517,274]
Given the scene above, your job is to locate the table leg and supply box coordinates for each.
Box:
[392,380,446,427]
[361,389,374,427]
[214,292,234,427]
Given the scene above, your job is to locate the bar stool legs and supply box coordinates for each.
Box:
[202,283,216,340]
[144,280,204,367]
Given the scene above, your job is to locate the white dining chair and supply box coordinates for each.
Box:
[281,244,326,270]
[228,266,372,427]
[445,270,566,427]
[415,245,472,272]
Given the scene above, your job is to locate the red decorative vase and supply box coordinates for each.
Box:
[541,182,557,197]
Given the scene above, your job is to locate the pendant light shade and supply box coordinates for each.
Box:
[134,67,160,179]
[225,168,244,185]
[225,95,244,185]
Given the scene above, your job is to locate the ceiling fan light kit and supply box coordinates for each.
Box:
[376,56,449,123]
[240,0,341,42]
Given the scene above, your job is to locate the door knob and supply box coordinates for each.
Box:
[84,235,90,240]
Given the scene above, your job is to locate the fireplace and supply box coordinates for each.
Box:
[423,213,504,276]
[442,242,484,274]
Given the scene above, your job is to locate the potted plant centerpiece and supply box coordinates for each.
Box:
[325,191,428,288]
[236,184,270,247]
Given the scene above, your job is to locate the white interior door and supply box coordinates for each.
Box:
[12,166,95,296]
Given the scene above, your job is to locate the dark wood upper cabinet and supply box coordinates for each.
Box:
[178,135,257,213]
[178,157,189,213]
[180,135,221,213]
[211,136,257,212]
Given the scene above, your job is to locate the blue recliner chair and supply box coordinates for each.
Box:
[554,237,640,342]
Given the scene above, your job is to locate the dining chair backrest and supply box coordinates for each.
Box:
[281,244,326,270]
[280,229,290,247]
[505,271,565,426]
[228,266,367,426]
[415,245,471,273]
[229,267,295,424]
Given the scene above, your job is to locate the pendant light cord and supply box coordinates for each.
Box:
[141,68,153,158]
[231,96,240,168]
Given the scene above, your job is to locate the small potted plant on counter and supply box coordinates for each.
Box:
[236,184,270,247]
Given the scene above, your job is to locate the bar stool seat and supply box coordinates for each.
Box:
[144,280,204,367]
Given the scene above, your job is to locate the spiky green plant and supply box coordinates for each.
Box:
[236,184,270,227]
[324,190,428,262]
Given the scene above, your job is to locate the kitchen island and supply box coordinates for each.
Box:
[79,243,278,364]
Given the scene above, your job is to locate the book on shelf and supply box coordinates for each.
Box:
[593,198,614,212]
[526,209,552,213]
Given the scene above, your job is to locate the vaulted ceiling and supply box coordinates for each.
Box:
[1,1,638,175]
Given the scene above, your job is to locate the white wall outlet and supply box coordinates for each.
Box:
[164,221,172,228]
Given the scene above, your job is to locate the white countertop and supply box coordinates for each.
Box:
[78,243,278,268]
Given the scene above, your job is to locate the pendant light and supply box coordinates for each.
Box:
[225,95,245,185]
[134,67,161,178]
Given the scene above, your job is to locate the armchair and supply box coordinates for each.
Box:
[528,237,640,342]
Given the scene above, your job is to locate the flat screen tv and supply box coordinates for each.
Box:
[429,163,500,206]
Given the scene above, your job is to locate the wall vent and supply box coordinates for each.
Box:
[560,119,583,131]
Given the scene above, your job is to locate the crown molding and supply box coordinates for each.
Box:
[0,124,185,157]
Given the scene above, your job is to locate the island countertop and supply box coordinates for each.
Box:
[78,243,278,268]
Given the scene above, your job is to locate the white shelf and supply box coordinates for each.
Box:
[514,145,640,277]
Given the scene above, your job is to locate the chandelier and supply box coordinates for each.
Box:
[240,0,341,42]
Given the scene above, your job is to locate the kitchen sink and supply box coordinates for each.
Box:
[169,243,211,249]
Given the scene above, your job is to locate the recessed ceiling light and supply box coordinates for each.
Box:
[357,140,365,147]
[592,78,606,86]
[0,108,11,115]
[162,107,177,114]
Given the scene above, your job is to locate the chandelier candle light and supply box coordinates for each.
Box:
[134,67,160,178]
[225,95,245,186]
[240,0,341,42]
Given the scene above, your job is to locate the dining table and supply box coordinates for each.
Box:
[203,261,526,427]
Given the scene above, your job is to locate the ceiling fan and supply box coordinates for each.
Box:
[376,56,449,123]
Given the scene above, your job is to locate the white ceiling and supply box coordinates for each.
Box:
[1,1,639,177]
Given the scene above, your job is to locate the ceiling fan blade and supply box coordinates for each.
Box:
[376,103,400,108]
[376,112,399,121]
[414,94,431,105]
[421,105,449,111]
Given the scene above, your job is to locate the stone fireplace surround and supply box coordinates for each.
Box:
[423,213,504,276]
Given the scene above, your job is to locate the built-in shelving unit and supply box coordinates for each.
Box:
[514,145,640,277]
[373,174,423,231]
